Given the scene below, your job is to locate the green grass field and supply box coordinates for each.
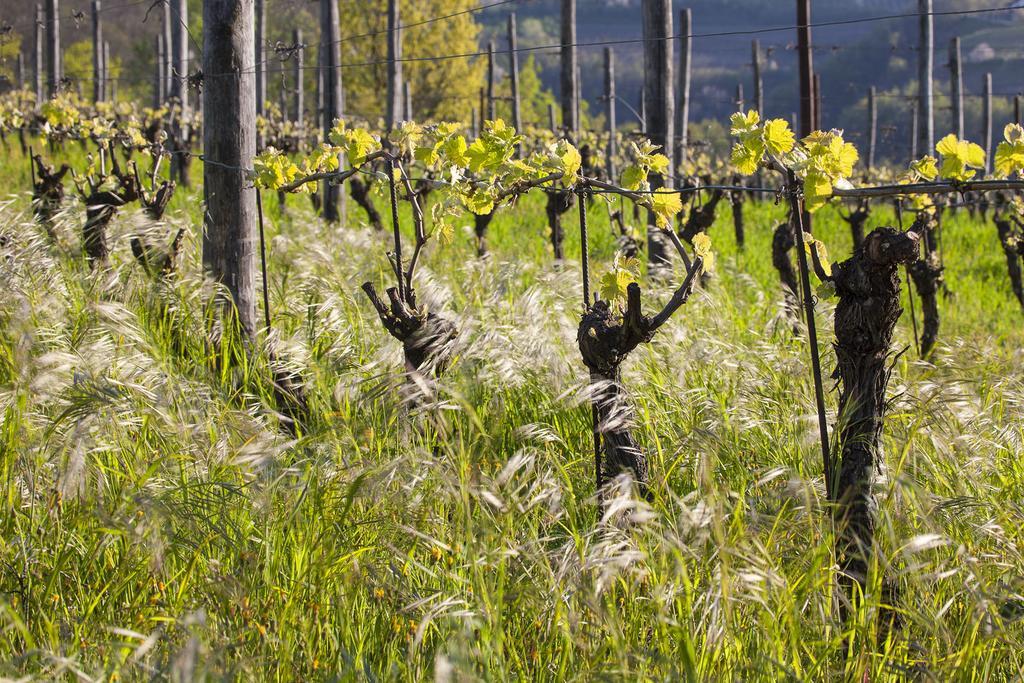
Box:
[2,143,1024,680]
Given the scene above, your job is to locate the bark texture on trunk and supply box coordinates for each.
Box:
[994,211,1024,311]
[577,290,654,497]
[772,220,800,317]
[908,211,943,357]
[831,227,920,611]
[474,211,495,257]
[362,284,458,376]
[349,177,384,232]
[546,189,575,261]
[842,200,870,250]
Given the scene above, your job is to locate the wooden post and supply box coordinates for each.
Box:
[104,41,111,100]
[796,0,814,139]
[320,0,344,222]
[983,73,993,174]
[34,4,44,102]
[472,107,479,137]
[386,0,403,131]
[676,8,691,169]
[155,34,166,107]
[604,47,616,180]
[812,73,822,130]
[561,0,578,136]
[1015,96,1021,126]
[575,61,582,133]
[918,0,934,159]
[508,13,522,137]
[867,86,877,170]
[293,29,304,125]
[170,0,188,110]
[16,53,25,90]
[316,42,323,130]
[91,0,103,102]
[162,0,172,100]
[45,0,60,96]
[639,87,647,135]
[548,102,556,133]
[735,83,745,112]
[949,37,964,139]
[486,41,496,121]
[255,0,265,116]
[479,87,485,125]
[752,39,764,115]
[403,80,412,122]
[909,100,919,163]
[641,0,674,267]
[170,0,189,184]
[203,0,259,339]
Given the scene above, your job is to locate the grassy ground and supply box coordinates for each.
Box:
[1,142,1024,681]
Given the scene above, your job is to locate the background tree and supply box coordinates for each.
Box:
[337,0,484,122]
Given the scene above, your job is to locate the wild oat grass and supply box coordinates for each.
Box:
[1,148,1023,680]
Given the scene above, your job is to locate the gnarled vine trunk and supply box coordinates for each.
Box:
[772,220,800,319]
[546,189,574,260]
[474,211,495,256]
[995,215,1024,311]
[577,296,652,497]
[349,177,384,232]
[831,226,920,618]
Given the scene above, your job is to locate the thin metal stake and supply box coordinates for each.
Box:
[255,187,272,333]
[579,185,591,307]
[787,171,833,502]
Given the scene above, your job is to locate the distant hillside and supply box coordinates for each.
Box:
[478,0,1024,162]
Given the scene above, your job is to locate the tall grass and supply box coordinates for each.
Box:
[1,145,1023,680]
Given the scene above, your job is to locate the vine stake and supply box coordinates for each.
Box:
[786,170,833,501]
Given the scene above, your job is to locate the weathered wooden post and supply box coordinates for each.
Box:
[293,29,304,125]
[561,0,578,136]
[162,0,172,99]
[403,81,412,123]
[1015,96,1021,126]
[909,100,919,163]
[641,0,674,267]
[320,0,344,222]
[16,53,25,90]
[918,0,934,158]
[752,39,763,115]
[91,0,103,102]
[796,0,814,139]
[45,0,60,96]
[676,8,691,169]
[34,4,44,102]
[486,41,496,121]
[105,42,113,100]
[171,0,189,107]
[983,73,993,174]
[604,47,616,180]
[508,13,523,139]
[255,0,266,116]
[639,87,646,134]
[867,86,877,170]
[949,37,964,139]
[203,0,259,339]
[735,83,744,112]
[813,73,822,130]
[386,0,403,132]
[548,102,556,133]
[155,34,166,107]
